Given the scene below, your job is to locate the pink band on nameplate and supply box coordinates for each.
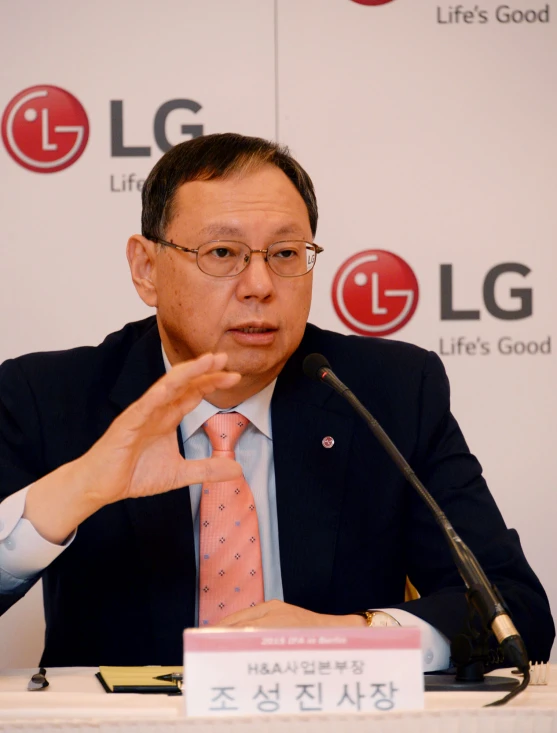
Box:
[184,627,420,653]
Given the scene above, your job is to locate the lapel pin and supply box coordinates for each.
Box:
[322,436,335,449]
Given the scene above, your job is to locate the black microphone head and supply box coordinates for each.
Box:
[302,353,331,380]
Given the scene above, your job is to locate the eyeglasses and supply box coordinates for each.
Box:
[148,237,324,278]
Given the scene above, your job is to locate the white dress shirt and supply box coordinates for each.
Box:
[0,355,450,671]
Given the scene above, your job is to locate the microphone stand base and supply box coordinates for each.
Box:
[424,673,519,692]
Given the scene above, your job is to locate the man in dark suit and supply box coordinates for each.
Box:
[0,133,553,667]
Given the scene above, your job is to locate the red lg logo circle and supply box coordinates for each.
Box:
[2,85,89,173]
[332,250,419,336]
[349,1,396,6]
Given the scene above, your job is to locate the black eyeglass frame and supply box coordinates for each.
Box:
[147,237,324,278]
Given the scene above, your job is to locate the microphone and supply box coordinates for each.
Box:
[302,353,529,676]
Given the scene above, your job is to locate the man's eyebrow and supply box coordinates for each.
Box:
[198,223,308,240]
[199,224,244,239]
[272,224,307,238]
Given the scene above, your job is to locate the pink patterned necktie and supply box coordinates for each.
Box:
[199,412,264,626]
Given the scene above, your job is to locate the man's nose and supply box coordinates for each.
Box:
[235,251,275,299]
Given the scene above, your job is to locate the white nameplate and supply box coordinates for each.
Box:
[183,626,423,716]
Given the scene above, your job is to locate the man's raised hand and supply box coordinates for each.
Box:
[24,353,242,544]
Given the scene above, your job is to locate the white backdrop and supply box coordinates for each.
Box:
[0,0,555,666]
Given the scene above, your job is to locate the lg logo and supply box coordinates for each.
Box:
[332,251,533,337]
[1,85,89,173]
[441,263,532,321]
[332,250,419,336]
[111,99,203,156]
[349,0,396,5]
[2,85,204,172]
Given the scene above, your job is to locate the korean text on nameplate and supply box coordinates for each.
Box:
[183,626,423,716]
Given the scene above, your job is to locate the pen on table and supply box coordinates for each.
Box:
[27,667,49,691]
[153,673,183,682]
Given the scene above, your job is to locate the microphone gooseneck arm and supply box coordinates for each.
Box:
[302,353,530,685]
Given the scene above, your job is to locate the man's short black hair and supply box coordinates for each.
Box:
[141,132,318,241]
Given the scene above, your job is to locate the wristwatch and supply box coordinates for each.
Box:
[356,610,401,627]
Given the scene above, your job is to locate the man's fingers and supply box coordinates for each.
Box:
[124,354,241,430]
[146,371,241,430]
[215,601,326,629]
[216,603,269,627]
[150,353,237,405]
[210,352,229,372]
[166,353,230,391]
[180,369,242,402]
[175,457,243,488]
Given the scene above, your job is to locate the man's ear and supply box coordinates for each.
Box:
[126,235,159,307]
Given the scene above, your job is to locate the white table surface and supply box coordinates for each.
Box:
[0,666,555,733]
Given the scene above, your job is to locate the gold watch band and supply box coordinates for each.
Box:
[356,610,374,626]
[355,610,401,627]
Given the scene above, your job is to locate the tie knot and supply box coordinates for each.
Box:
[203,412,249,453]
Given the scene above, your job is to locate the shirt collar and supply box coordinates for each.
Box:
[162,347,275,440]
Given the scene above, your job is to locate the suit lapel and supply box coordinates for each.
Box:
[110,321,196,650]
[272,333,354,613]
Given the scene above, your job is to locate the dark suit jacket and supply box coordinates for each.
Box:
[0,317,553,666]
